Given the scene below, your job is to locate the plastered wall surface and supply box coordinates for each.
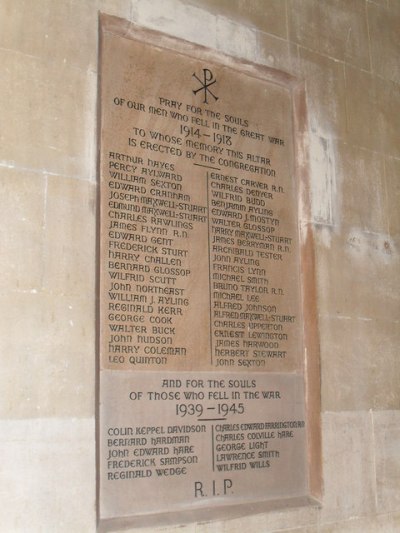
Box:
[0,0,398,531]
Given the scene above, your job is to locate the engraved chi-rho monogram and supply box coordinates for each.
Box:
[192,68,218,104]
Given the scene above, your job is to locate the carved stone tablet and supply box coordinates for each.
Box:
[98,14,321,529]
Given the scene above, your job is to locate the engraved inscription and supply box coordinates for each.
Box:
[192,68,219,104]
[100,60,301,372]
[99,16,309,525]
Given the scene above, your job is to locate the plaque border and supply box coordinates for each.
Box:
[96,12,322,530]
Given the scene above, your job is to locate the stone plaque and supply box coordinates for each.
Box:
[98,14,321,529]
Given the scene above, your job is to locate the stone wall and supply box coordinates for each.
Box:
[0,0,399,531]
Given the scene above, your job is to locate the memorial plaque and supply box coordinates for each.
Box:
[98,14,321,529]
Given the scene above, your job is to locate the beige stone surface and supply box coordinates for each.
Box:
[373,411,400,514]
[335,142,387,233]
[343,70,400,159]
[368,1,400,84]
[319,412,376,524]
[100,0,134,20]
[367,0,388,7]
[224,505,319,532]
[320,512,400,532]
[387,0,400,13]
[43,176,96,296]
[0,0,98,70]
[0,47,96,178]
[0,292,94,418]
[287,0,370,69]
[343,66,382,152]
[185,0,287,38]
[385,156,400,237]
[103,511,400,533]
[314,228,400,320]
[376,77,400,159]
[133,0,218,49]
[308,134,338,226]
[0,167,45,291]
[257,31,293,72]
[202,520,319,533]
[298,47,347,138]
[319,316,400,411]
[0,418,95,532]
[216,16,257,60]
[105,505,320,533]
[104,520,201,532]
